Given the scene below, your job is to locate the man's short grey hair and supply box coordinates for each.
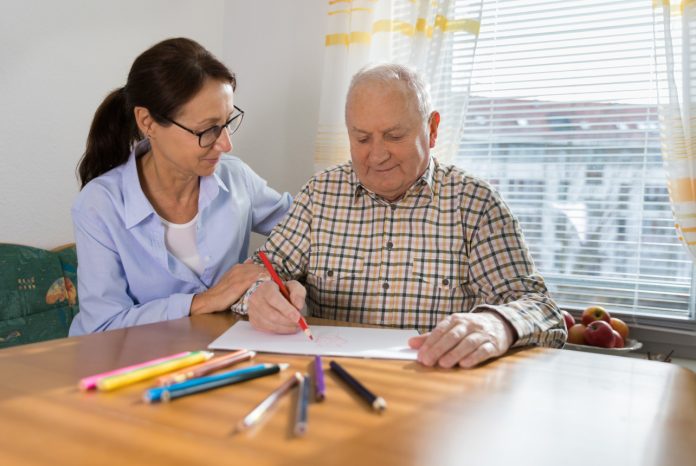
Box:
[345,63,432,124]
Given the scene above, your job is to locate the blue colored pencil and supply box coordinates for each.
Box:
[294,373,311,436]
[330,360,386,412]
[143,363,287,403]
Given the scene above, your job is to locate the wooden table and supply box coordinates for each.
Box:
[0,313,694,466]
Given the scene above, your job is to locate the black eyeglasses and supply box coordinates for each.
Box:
[158,105,244,148]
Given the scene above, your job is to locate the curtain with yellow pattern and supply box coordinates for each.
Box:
[314,0,483,169]
[654,0,696,260]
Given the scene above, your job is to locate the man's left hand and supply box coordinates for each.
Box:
[408,312,515,369]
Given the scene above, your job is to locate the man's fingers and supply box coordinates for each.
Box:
[417,317,454,353]
[262,282,303,322]
[458,341,498,369]
[286,281,307,311]
[408,334,428,349]
[435,332,487,368]
[248,282,301,334]
[418,319,468,366]
[249,309,298,334]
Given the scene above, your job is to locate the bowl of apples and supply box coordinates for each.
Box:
[562,306,642,354]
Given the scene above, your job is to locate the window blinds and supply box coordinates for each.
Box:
[455,0,692,319]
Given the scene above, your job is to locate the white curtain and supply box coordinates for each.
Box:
[314,0,483,169]
[655,0,696,260]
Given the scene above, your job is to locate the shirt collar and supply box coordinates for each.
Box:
[352,156,435,202]
[122,139,229,229]
[200,166,229,207]
[123,140,155,229]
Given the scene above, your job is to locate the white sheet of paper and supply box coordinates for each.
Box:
[208,321,419,360]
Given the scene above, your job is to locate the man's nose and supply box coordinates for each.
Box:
[370,139,389,163]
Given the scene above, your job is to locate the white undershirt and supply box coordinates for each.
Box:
[161,213,205,276]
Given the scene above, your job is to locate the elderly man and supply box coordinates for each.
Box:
[233,63,566,368]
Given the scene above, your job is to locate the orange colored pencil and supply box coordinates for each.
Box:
[156,350,255,386]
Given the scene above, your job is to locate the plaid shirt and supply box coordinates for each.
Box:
[235,158,566,348]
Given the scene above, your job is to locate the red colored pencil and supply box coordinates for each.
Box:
[257,251,314,341]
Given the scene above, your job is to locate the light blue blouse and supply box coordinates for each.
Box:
[69,141,292,335]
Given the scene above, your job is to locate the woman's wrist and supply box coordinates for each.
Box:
[190,292,213,315]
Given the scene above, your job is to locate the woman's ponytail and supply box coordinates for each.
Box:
[77,87,139,188]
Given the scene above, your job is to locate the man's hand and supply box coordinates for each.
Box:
[248,280,307,334]
[190,262,266,315]
[408,312,515,369]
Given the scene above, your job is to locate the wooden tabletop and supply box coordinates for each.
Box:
[0,313,694,466]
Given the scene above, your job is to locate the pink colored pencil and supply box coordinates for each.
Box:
[78,351,191,391]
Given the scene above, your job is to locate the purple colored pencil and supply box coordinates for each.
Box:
[314,355,326,401]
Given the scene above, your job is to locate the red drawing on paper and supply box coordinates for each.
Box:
[314,332,349,348]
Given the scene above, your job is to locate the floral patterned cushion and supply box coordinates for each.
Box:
[0,243,78,348]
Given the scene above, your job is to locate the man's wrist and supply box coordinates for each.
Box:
[482,310,517,348]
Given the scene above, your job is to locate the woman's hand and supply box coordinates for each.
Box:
[190,262,266,315]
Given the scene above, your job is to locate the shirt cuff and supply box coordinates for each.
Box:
[171,293,196,319]
[230,276,271,315]
[471,304,526,347]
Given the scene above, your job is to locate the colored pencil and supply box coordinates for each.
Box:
[78,351,190,391]
[145,363,289,403]
[96,351,213,392]
[257,251,314,341]
[146,363,273,403]
[294,373,311,436]
[234,372,302,433]
[156,350,255,386]
[329,360,386,412]
[314,356,326,401]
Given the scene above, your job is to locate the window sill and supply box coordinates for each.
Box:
[565,308,696,359]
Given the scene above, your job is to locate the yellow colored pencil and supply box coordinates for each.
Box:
[97,351,213,391]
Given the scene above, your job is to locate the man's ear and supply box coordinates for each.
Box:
[428,111,440,149]
[133,106,155,140]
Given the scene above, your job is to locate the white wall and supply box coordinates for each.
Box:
[223,1,325,251]
[222,1,324,196]
[0,0,322,250]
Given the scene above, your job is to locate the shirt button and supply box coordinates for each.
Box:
[383,282,390,290]
[386,241,393,250]
[442,278,450,286]
[390,204,397,211]
[327,270,334,277]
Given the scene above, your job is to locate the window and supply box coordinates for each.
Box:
[454,0,693,320]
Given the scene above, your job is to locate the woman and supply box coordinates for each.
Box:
[69,38,292,335]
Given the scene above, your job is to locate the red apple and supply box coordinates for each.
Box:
[581,305,611,326]
[610,317,629,341]
[611,329,624,348]
[567,324,587,345]
[584,321,615,348]
[561,310,575,331]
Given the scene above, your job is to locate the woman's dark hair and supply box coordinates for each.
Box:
[77,37,236,188]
